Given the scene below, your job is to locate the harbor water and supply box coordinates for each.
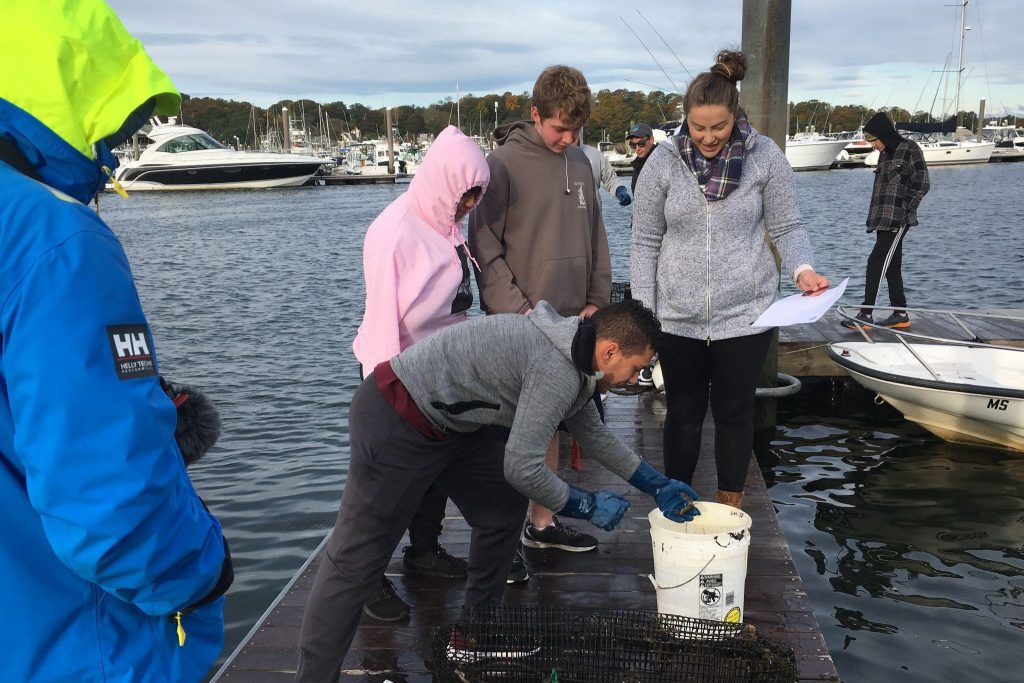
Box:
[100,161,1024,681]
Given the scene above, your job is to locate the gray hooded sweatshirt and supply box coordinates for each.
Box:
[469,121,611,317]
[390,301,640,511]
[630,127,815,341]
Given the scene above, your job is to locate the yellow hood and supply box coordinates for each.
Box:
[0,0,180,159]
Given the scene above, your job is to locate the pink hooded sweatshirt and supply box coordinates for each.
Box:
[353,126,490,371]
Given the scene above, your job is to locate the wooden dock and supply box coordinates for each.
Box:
[320,173,399,185]
[778,309,1024,377]
[211,393,840,682]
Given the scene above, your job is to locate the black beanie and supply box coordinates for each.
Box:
[863,112,903,149]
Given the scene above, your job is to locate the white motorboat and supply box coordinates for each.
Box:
[982,123,1024,161]
[828,307,1024,451]
[784,134,848,171]
[114,118,326,190]
[831,129,873,166]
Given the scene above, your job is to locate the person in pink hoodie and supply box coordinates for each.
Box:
[351,125,489,621]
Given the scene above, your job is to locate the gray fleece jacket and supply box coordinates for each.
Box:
[390,301,640,511]
[630,128,815,341]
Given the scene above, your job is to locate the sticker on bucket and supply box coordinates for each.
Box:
[647,502,752,624]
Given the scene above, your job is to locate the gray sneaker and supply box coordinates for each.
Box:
[521,517,598,552]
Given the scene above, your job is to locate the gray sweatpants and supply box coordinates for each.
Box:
[296,376,528,682]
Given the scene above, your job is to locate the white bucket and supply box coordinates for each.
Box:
[647,502,752,624]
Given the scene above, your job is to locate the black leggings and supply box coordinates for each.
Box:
[862,229,906,310]
[658,330,773,492]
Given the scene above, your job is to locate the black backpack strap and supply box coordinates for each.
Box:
[0,136,42,181]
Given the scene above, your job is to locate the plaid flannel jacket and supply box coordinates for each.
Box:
[866,139,929,231]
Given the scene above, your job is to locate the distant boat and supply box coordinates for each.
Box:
[831,129,873,166]
[982,122,1024,162]
[114,118,325,191]
[862,1,994,169]
[829,308,1024,452]
[863,134,995,167]
[784,133,848,171]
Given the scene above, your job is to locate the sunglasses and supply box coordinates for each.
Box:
[628,139,650,149]
[863,134,878,142]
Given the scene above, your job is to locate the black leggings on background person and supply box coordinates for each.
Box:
[862,229,907,310]
[657,330,774,491]
[409,483,448,549]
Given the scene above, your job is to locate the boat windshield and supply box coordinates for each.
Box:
[156,133,227,153]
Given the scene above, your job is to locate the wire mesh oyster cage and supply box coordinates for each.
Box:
[430,605,797,683]
[610,281,632,304]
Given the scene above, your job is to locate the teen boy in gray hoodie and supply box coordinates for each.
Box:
[296,299,699,681]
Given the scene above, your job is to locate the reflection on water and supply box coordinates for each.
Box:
[769,381,1024,680]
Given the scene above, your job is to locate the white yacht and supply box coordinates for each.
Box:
[863,132,995,167]
[114,118,326,190]
[784,133,848,171]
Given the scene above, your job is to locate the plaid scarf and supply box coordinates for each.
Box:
[674,113,751,201]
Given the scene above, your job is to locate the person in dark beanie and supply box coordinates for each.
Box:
[842,112,930,329]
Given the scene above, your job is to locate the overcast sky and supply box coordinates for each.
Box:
[108,0,1023,120]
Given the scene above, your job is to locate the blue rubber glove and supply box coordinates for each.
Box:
[615,185,632,206]
[558,485,631,531]
[628,459,700,522]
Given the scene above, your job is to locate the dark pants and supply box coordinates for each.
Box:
[862,229,907,310]
[360,366,447,550]
[296,377,528,682]
[658,330,773,492]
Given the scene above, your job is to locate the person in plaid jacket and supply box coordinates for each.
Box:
[843,112,930,329]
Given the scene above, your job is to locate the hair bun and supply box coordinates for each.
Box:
[710,50,746,84]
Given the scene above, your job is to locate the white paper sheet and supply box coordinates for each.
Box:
[751,277,849,327]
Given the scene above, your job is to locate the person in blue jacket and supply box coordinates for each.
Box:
[0,1,232,681]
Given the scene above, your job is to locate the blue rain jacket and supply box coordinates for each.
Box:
[0,6,228,681]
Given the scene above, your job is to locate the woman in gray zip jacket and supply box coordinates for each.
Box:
[630,50,830,508]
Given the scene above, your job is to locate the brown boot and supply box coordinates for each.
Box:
[715,490,744,509]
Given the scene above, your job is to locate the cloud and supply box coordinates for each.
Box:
[108,0,1024,115]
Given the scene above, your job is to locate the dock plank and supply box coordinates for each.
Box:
[212,393,840,682]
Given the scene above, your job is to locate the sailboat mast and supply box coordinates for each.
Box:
[955,0,968,127]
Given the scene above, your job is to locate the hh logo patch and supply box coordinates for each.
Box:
[107,324,156,379]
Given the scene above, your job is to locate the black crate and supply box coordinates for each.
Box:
[432,605,797,683]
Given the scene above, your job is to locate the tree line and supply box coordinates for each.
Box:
[177,91,985,150]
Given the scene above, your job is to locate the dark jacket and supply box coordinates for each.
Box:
[863,113,930,231]
[630,151,650,193]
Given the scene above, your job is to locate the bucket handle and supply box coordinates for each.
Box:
[647,554,716,591]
